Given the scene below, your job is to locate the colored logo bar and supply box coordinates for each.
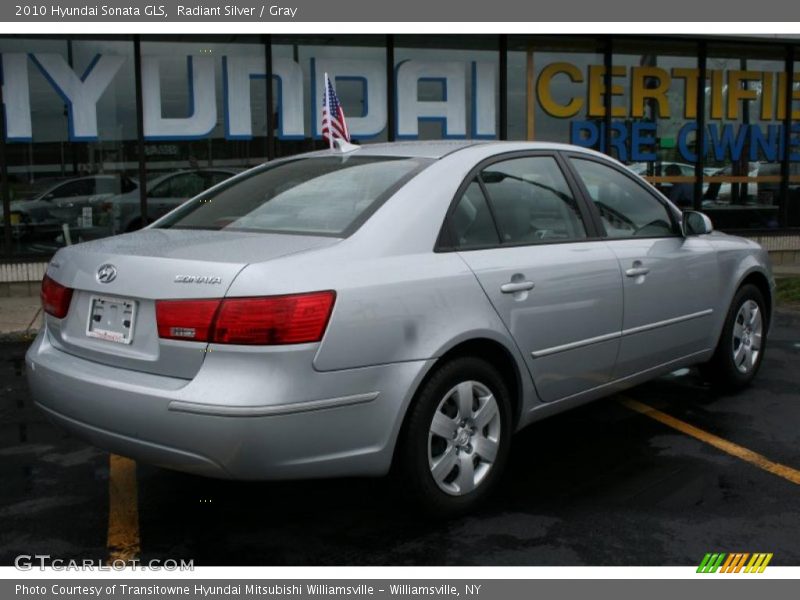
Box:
[697,553,773,573]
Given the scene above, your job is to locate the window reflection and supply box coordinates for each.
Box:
[2,35,800,260]
[0,38,137,255]
[700,50,786,229]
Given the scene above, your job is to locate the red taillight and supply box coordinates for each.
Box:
[155,299,221,342]
[213,291,336,345]
[41,275,74,319]
[155,291,336,345]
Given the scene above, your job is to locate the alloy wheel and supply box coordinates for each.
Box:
[732,299,763,374]
[427,380,501,496]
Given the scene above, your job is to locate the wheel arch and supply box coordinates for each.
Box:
[389,334,528,473]
[406,334,528,432]
[708,265,774,356]
[701,266,773,390]
[737,269,773,327]
[440,338,525,427]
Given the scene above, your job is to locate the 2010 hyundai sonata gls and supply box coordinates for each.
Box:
[27,141,774,514]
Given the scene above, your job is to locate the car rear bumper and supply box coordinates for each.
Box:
[26,329,433,480]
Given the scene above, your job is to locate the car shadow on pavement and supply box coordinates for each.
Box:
[133,369,744,566]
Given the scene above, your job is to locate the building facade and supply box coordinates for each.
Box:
[1,34,800,269]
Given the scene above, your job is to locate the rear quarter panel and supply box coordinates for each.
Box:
[226,247,522,372]
[224,152,542,420]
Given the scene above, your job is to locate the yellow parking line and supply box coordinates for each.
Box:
[619,397,800,486]
[107,454,141,562]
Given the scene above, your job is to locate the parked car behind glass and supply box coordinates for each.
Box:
[1,174,138,241]
[108,168,241,233]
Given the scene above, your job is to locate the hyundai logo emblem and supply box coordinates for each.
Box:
[96,264,118,284]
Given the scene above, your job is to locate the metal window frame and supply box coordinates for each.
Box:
[133,35,148,228]
[0,66,10,257]
[693,41,708,211]
[780,44,795,228]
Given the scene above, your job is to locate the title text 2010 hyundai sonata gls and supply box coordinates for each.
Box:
[27,141,774,514]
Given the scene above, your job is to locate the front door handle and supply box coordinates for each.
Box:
[501,281,535,294]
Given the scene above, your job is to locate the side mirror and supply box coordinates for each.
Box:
[683,210,713,236]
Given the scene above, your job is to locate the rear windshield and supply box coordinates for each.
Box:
[155,156,430,236]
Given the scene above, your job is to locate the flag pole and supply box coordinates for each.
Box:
[324,73,334,149]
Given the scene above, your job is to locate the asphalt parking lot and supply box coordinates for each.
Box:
[1,310,799,567]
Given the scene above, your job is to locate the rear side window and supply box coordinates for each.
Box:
[449,180,500,249]
[157,156,429,236]
[480,156,587,244]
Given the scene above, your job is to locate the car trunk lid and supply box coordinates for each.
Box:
[44,229,339,379]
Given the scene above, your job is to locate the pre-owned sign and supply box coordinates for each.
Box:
[540,61,800,162]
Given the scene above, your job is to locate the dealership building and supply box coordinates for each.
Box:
[2,34,800,279]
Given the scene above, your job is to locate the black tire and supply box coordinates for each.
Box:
[396,356,512,517]
[702,283,768,392]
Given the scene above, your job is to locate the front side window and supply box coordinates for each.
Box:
[571,158,677,239]
[157,156,429,236]
[480,156,587,244]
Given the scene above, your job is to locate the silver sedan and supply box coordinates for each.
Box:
[26,141,774,514]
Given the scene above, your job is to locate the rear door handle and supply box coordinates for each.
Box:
[625,261,650,277]
[501,281,535,293]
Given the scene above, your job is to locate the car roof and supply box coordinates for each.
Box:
[303,140,611,161]
[344,140,490,159]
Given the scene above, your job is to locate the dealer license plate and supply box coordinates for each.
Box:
[86,295,137,344]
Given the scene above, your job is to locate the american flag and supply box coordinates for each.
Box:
[321,73,350,148]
